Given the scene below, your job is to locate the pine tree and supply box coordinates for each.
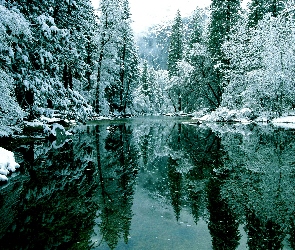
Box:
[247,0,287,28]
[96,0,139,115]
[188,8,205,46]
[268,0,287,17]
[208,0,241,105]
[118,0,140,115]
[3,0,96,120]
[247,0,268,28]
[95,0,121,114]
[141,61,150,96]
[167,10,183,78]
[185,8,221,110]
[167,10,184,112]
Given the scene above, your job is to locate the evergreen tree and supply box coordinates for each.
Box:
[188,8,204,46]
[185,8,221,110]
[208,0,241,105]
[2,0,96,121]
[96,0,139,115]
[0,4,29,133]
[141,61,150,96]
[167,10,183,78]
[209,0,241,61]
[118,0,140,115]
[248,0,287,28]
[95,0,121,114]
[247,0,268,28]
[167,10,184,112]
[268,0,287,17]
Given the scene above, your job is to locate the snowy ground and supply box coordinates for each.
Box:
[192,108,295,129]
[0,147,20,181]
[272,116,295,129]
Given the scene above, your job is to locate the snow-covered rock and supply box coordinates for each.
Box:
[0,147,20,181]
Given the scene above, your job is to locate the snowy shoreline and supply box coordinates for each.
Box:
[0,147,20,181]
[190,108,295,130]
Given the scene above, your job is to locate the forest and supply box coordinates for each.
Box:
[1,0,295,137]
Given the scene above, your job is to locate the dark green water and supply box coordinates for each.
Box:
[1,118,295,249]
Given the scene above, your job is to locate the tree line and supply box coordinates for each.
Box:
[0,0,140,136]
[165,0,295,117]
[1,0,295,136]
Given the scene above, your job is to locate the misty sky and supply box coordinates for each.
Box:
[91,0,249,33]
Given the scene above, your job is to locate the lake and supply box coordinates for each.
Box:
[0,117,295,249]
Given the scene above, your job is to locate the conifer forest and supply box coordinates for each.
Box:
[1,0,295,136]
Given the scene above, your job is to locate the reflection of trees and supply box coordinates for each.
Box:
[246,210,284,250]
[289,216,295,249]
[0,127,100,249]
[3,122,295,249]
[216,125,295,249]
[163,123,295,249]
[167,156,182,221]
[182,125,222,226]
[96,124,138,249]
[188,129,240,249]
[207,177,241,250]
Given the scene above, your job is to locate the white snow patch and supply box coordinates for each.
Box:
[272,116,295,123]
[51,123,65,137]
[199,114,210,121]
[193,107,253,122]
[0,147,20,181]
[40,115,60,123]
[24,121,44,127]
[272,116,295,129]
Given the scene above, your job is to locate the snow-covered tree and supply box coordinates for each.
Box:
[0,70,25,136]
[184,8,220,110]
[133,63,173,115]
[1,0,96,121]
[0,5,30,134]
[133,62,156,114]
[247,0,288,28]
[247,0,269,28]
[222,4,295,116]
[117,0,140,115]
[208,0,241,105]
[95,0,139,116]
[167,10,184,112]
[167,10,183,78]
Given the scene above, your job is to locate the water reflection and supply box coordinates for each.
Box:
[0,119,295,249]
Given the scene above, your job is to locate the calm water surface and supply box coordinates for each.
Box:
[1,117,295,249]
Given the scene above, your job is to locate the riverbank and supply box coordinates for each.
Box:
[191,107,295,130]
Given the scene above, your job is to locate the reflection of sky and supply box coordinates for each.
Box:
[91,0,250,33]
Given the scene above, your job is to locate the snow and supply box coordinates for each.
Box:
[193,107,254,123]
[0,147,20,181]
[51,123,65,137]
[24,121,44,127]
[272,116,295,129]
[197,114,210,121]
[272,116,295,123]
[192,108,295,129]
[40,115,61,123]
